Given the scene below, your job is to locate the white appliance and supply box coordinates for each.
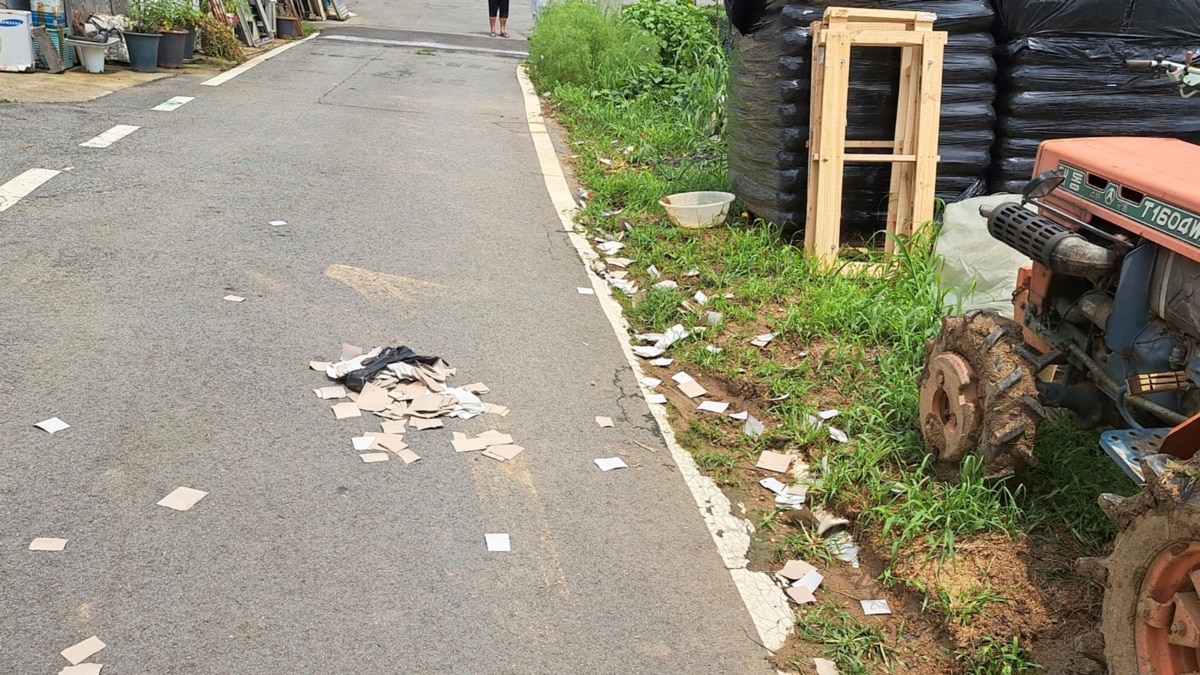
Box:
[0,10,35,73]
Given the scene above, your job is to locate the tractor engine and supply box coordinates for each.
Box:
[984,137,1200,438]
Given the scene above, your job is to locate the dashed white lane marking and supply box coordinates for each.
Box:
[515,63,794,653]
[153,96,194,111]
[200,32,321,87]
[320,34,528,58]
[0,169,61,213]
[80,125,139,148]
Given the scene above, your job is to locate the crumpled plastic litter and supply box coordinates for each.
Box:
[327,345,447,392]
[632,324,690,359]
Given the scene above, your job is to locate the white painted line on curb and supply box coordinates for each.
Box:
[200,32,321,87]
[0,168,61,213]
[80,124,140,148]
[320,34,528,58]
[515,64,794,653]
[153,96,195,111]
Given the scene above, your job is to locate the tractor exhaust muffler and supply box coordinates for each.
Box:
[981,202,1121,276]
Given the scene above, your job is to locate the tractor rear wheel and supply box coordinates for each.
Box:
[1099,468,1200,673]
[917,312,1041,478]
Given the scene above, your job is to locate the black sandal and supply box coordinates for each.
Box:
[499,32,509,37]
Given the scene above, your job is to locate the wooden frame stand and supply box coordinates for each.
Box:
[805,7,947,269]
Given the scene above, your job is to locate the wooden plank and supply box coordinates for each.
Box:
[811,28,853,267]
[845,153,916,162]
[909,31,948,233]
[823,7,936,22]
[845,140,895,149]
[819,31,932,47]
[886,41,917,248]
[804,20,825,254]
[31,27,65,73]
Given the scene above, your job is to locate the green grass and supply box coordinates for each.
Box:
[0,97,18,104]
[957,637,1042,674]
[935,585,1011,628]
[793,604,897,674]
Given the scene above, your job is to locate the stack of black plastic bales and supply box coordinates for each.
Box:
[990,0,1200,193]
[726,0,997,234]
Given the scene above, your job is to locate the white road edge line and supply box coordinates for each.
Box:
[320,34,528,58]
[153,95,195,111]
[0,168,61,213]
[80,124,140,148]
[200,32,321,87]
[515,64,794,653]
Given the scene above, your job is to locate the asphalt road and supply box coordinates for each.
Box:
[0,7,771,674]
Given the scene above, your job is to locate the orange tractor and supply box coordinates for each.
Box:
[917,57,1200,672]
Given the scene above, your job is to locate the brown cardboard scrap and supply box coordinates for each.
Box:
[477,430,514,446]
[452,437,489,453]
[61,636,106,665]
[390,383,428,401]
[484,403,510,416]
[778,559,816,581]
[332,402,361,420]
[464,382,490,395]
[482,444,524,461]
[411,394,445,413]
[310,361,331,371]
[60,664,104,675]
[595,416,614,428]
[786,585,816,604]
[814,658,838,675]
[355,384,393,412]
[755,451,792,473]
[359,452,390,463]
[678,380,708,399]
[346,391,359,402]
[409,418,444,430]
[373,434,408,452]
[380,420,406,434]
[397,449,421,464]
[341,343,363,360]
[156,487,208,511]
[29,537,68,551]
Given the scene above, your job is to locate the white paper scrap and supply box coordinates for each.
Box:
[672,372,695,385]
[485,533,511,552]
[744,415,766,438]
[685,268,700,277]
[819,409,840,420]
[595,416,615,428]
[649,357,673,367]
[61,636,105,665]
[157,487,208,511]
[35,417,70,434]
[861,599,892,615]
[829,427,849,443]
[705,345,723,354]
[594,457,628,471]
[697,401,730,414]
[794,568,825,592]
[29,537,68,551]
[768,393,790,401]
[646,265,660,279]
[223,295,245,303]
[759,477,787,495]
[814,657,839,675]
[352,436,377,451]
[359,452,390,463]
[577,287,596,295]
[646,394,667,404]
[751,333,776,347]
[639,377,662,388]
[730,411,749,420]
[60,664,104,675]
[268,220,287,226]
[653,280,678,289]
[694,291,708,305]
[786,585,816,604]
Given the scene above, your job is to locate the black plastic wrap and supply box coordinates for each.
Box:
[726,0,997,232]
[989,36,1200,192]
[993,0,1200,41]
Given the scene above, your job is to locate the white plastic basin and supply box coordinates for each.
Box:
[659,191,736,229]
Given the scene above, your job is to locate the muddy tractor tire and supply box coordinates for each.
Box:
[917,312,1041,479]
[1098,467,1200,674]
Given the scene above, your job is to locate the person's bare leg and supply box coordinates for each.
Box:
[499,17,508,35]
[489,16,497,35]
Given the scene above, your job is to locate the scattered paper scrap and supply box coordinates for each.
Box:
[331,402,361,420]
[61,636,106,666]
[314,386,346,400]
[29,538,68,551]
[359,452,390,463]
[223,295,245,303]
[482,444,524,461]
[652,280,678,290]
[730,411,749,421]
[409,417,444,430]
[268,220,287,226]
[678,380,708,398]
[355,384,393,412]
[595,416,615,428]
[397,449,421,464]
[35,417,70,434]
[606,257,634,268]
[464,382,490,395]
[646,265,660,278]
[340,343,363,360]
[705,311,723,326]
[310,361,330,371]
[672,372,695,385]
[485,533,511,552]
[157,487,208,511]
[484,403,510,416]
[597,240,625,256]
[750,333,776,347]
[639,377,661,388]
[697,401,730,414]
[380,420,406,434]
[794,568,825,593]
[646,393,667,404]
[786,585,816,604]
[452,437,489,453]
[60,664,104,675]
[694,291,708,305]
[819,409,840,420]
[760,477,788,495]
[705,345,723,354]
[814,657,839,675]
[756,451,791,473]
[768,393,790,401]
[829,427,849,443]
[778,559,816,581]
[351,436,377,451]
[861,599,892,616]
[649,357,673,367]
[594,457,628,471]
[373,434,408,452]
[744,415,766,438]
[476,430,512,445]
[577,287,596,295]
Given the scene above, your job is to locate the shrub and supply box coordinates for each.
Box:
[621,0,722,73]
[527,0,661,92]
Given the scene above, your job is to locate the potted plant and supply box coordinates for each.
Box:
[179,2,202,60]
[124,0,162,72]
[154,0,191,68]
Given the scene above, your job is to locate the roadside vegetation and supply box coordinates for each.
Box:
[528,1,1134,672]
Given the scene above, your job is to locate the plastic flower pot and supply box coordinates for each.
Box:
[183,25,196,59]
[123,31,160,72]
[276,16,300,38]
[157,28,188,68]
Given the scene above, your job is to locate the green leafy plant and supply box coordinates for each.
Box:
[126,0,163,32]
[793,604,897,674]
[196,14,245,62]
[527,0,660,93]
[957,637,1042,674]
